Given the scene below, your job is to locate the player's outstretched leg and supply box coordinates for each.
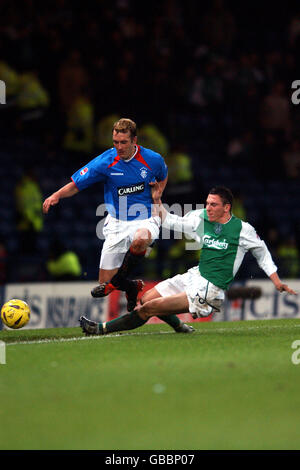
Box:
[125,279,145,311]
[79,311,195,336]
[91,278,144,312]
[108,231,151,307]
[79,316,100,335]
[140,287,195,333]
[91,246,148,310]
[110,246,146,287]
[79,311,147,336]
[169,319,195,333]
[91,228,153,308]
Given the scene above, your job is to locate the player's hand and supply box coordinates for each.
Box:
[275,283,297,295]
[43,193,60,214]
[149,181,162,204]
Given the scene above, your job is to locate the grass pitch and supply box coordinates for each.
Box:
[1,318,300,450]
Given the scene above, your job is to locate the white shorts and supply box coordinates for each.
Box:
[99,214,161,270]
[155,266,225,317]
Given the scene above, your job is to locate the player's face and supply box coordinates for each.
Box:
[112,130,137,159]
[206,194,231,223]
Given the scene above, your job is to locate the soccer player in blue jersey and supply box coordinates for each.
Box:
[43,118,194,333]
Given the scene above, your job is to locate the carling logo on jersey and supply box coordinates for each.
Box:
[80,167,89,176]
[118,183,145,196]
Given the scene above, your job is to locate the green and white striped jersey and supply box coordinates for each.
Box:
[162,208,277,290]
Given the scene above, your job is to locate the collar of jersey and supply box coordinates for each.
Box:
[120,145,139,163]
[223,215,233,224]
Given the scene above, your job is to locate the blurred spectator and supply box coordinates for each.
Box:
[235,53,263,97]
[14,70,50,139]
[46,240,82,281]
[266,227,280,259]
[0,61,20,136]
[201,59,224,109]
[277,236,300,278]
[15,168,44,254]
[288,11,300,48]
[282,138,300,179]
[189,72,207,109]
[201,0,236,54]
[0,61,20,103]
[226,130,255,167]
[58,50,89,113]
[0,237,8,284]
[256,132,284,180]
[164,146,199,206]
[161,236,200,278]
[259,80,292,140]
[95,114,120,152]
[241,83,261,131]
[63,92,94,155]
[138,123,169,157]
[188,60,224,129]
[264,51,285,83]
[16,70,49,112]
[232,192,247,221]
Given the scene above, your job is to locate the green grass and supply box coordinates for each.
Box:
[1,318,300,450]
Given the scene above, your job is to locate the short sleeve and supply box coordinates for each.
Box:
[71,155,107,191]
[155,155,168,182]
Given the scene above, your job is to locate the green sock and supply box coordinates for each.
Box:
[99,311,147,334]
[158,314,181,330]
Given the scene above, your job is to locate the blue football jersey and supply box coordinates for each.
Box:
[71,145,168,220]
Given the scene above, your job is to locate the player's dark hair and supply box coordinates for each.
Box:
[209,186,233,211]
[113,118,137,140]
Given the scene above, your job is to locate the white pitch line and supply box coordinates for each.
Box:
[4,322,300,346]
[6,330,174,346]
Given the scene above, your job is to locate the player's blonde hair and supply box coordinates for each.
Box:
[112,118,137,140]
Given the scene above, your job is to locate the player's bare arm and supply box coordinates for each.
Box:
[149,180,167,221]
[43,181,79,214]
[156,175,168,197]
[150,179,163,204]
[269,272,297,295]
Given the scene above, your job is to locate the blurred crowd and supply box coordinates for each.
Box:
[0,0,300,282]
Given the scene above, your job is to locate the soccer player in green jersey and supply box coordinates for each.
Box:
[80,186,296,335]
